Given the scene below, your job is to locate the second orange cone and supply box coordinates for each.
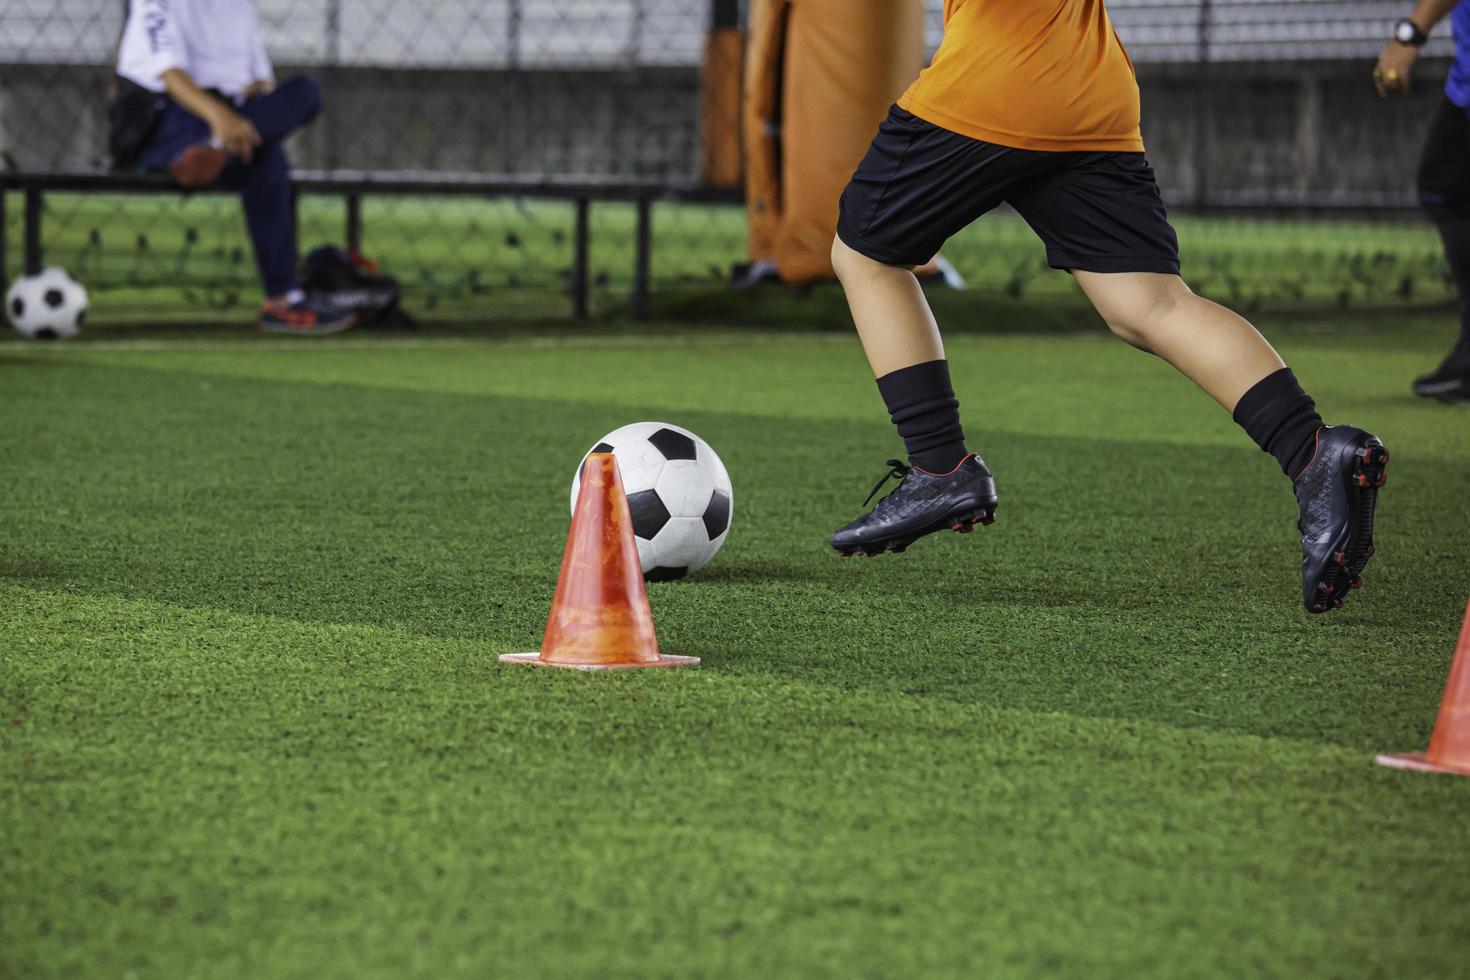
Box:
[1377,596,1470,777]
[500,453,699,670]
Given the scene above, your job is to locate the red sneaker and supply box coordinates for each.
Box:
[257,295,358,336]
[168,144,228,188]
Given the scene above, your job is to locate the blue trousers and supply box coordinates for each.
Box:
[139,76,322,296]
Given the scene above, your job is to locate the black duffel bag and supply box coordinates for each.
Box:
[302,246,417,329]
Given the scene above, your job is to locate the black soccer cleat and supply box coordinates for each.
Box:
[1412,341,1470,404]
[1293,425,1388,614]
[1412,368,1470,404]
[831,454,998,557]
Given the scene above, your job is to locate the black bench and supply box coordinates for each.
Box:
[0,169,742,320]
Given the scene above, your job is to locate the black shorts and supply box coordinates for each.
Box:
[837,105,1181,275]
[1418,96,1470,220]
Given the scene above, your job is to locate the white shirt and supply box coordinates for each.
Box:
[117,0,274,98]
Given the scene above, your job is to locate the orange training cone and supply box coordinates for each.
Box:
[1377,596,1470,776]
[500,453,699,670]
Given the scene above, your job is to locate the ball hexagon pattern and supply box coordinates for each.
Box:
[5,267,88,340]
[571,422,733,581]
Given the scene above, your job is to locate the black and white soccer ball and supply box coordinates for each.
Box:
[5,267,87,339]
[571,421,733,581]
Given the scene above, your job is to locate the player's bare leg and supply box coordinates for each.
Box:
[827,236,997,557]
[1074,270,1389,612]
[831,237,944,376]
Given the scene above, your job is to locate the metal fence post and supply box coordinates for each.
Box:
[0,183,7,286]
[572,198,590,319]
[507,0,523,171]
[345,192,363,254]
[1193,0,1214,207]
[711,0,739,29]
[628,0,646,65]
[24,189,43,275]
[324,0,342,172]
[632,197,652,321]
[1296,72,1322,202]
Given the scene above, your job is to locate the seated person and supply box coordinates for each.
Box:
[116,0,354,334]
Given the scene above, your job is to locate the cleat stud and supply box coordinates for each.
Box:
[1333,599,1345,609]
[1349,577,1363,589]
[979,513,996,525]
[1333,551,1348,566]
[1364,545,1376,559]
[1376,473,1388,487]
[1317,581,1335,594]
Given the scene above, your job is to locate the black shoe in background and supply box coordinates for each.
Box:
[1413,340,1470,403]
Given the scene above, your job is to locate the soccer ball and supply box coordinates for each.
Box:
[571,422,733,581]
[5,267,87,339]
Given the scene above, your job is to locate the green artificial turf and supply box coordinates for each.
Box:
[3,315,1470,978]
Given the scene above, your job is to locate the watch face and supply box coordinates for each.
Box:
[1396,22,1415,42]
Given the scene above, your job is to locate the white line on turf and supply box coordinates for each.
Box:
[0,332,852,354]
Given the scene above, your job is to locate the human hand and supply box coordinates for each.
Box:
[1374,42,1419,96]
[211,109,262,162]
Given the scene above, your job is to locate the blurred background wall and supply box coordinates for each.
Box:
[1,1,1459,320]
[1,1,1451,204]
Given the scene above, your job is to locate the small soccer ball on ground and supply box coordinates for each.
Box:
[5,267,88,340]
[571,422,733,581]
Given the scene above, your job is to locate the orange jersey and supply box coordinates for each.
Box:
[898,0,1144,153]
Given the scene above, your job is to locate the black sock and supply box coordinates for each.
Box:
[1232,367,1324,478]
[875,359,969,473]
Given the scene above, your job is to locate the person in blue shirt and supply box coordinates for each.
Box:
[1377,0,1470,402]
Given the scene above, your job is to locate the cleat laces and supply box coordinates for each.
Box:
[863,459,911,506]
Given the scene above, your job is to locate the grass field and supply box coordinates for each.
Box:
[4,309,1470,977]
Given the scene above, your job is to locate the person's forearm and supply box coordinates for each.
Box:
[1407,0,1460,33]
[161,68,229,126]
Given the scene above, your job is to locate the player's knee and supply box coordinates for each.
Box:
[1102,316,1151,350]
[1099,278,1192,346]
[281,75,323,119]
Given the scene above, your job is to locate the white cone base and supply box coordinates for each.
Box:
[1375,752,1470,777]
[499,653,700,670]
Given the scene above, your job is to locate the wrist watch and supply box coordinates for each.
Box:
[1394,18,1428,46]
